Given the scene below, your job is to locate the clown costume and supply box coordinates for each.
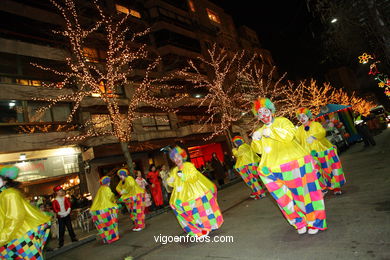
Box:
[232,136,266,199]
[250,98,327,235]
[167,146,224,237]
[0,166,51,259]
[90,176,119,243]
[116,169,146,231]
[295,108,346,195]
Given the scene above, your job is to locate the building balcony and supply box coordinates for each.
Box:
[0,130,80,154]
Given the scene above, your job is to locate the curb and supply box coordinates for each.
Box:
[45,234,96,259]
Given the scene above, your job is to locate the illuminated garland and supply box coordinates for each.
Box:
[177,44,255,140]
[357,52,390,98]
[32,0,182,144]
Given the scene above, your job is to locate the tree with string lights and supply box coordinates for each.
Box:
[178,44,255,143]
[33,0,179,173]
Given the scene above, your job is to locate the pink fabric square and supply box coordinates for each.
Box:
[309,190,323,201]
[266,181,281,192]
[280,163,292,172]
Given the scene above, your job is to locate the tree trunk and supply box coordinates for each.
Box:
[225,128,233,151]
[120,142,134,176]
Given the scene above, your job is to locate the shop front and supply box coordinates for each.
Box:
[0,146,89,205]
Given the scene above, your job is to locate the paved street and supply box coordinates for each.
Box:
[49,129,390,260]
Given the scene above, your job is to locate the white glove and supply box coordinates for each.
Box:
[167,176,175,184]
[262,128,271,138]
[306,136,315,144]
[120,189,126,195]
[176,186,183,192]
[252,131,262,141]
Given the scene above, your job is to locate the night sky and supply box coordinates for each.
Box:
[211,0,324,80]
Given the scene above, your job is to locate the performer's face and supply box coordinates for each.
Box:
[298,114,309,125]
[258,107,273,124]
[173,154,183,166]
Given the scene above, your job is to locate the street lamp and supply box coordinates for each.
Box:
[331,18,338,23]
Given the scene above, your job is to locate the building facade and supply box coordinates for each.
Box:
[0,0,276,199]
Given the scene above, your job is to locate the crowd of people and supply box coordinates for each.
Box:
[0,96,357,259]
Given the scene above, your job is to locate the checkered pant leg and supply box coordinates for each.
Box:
[0,222,51,260]
[170,190,224,237]
[314,147,346,190]
[124,193,145,228]
[259,155,327,230]
[236,163,266,196]
[91,207,119,243]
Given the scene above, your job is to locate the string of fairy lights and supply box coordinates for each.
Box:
[178,44,377,139]
[29,0,377,145]
[31,0,182,144]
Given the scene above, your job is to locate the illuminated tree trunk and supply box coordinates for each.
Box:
[225,128,233,151]
[120,142,134,176]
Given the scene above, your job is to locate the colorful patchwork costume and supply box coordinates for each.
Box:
[232,136,266,199]
[0,166,51,259]
[116,169,146,231]
[295,108,346,194]
[90,176,119,244]
[168,147,224,237]
[251,98,327,234]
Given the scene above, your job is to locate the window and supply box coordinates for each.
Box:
[91,81,123,98]
[28,102,71,122]
[83,47,99,63]
[16,79,42,86]
[0,100,72,123]
[116,4,129,14]
[0,100,25,123]
[141,115,171,131]
[206,8,220,24]
[115,4,141,18]
[91,114,112,132]
[129,9,141,18]
[188,0,196,12]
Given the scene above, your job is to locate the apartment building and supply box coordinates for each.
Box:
[0,0,276,198]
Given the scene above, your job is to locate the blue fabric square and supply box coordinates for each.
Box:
[306,203,314,213]
[307,182,317,192]
[208,214,215,219]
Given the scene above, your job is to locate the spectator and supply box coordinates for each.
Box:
[211,153,225,186]
[52,186,78,248]
[223,151,236,181]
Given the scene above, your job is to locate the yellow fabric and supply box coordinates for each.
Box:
[168,162,216,204]
[251,117,309,170]
[296,121,334,152]
[90,185,118,211]
[232,143,260,168]
[116,176,144,201]
[0,188,50,246]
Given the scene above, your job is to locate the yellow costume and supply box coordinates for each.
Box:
[0,188,50,246]
[90,185,117,211]
[168,161,223,237]
[90,177,119,244]
[168,162,216,204]
[232,140,265,198]
[116,172,146,230]
[296,121,346,192]
[116,176,144,201]
[251,117,309,171]
[250,106,326,231]
[232,143,260,169]
[296,121,333,152]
